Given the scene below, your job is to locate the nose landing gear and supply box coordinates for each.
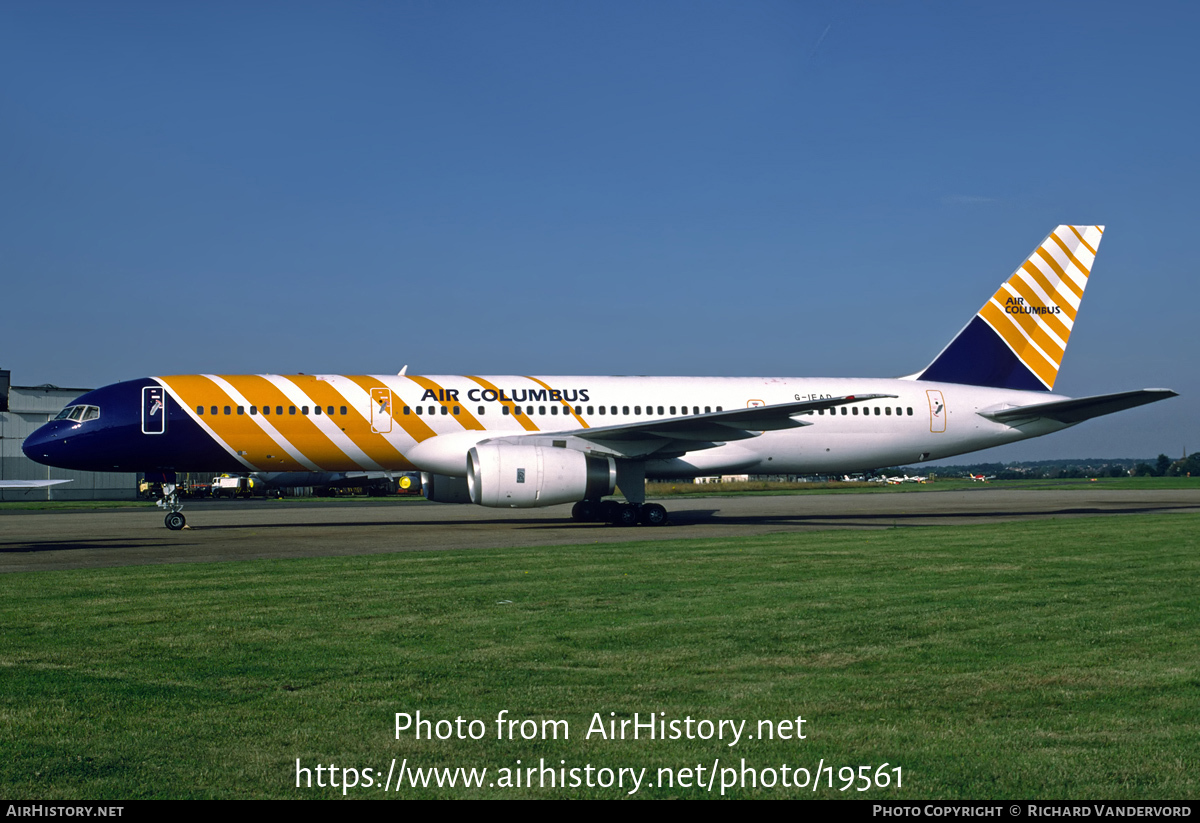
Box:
[157,484,186,530]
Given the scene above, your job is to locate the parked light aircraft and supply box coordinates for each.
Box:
[22,226,1176,529]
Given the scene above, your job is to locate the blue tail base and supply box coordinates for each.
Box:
[917,316,1048,391]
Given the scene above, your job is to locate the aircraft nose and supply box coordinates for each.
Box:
[22,422,65,465]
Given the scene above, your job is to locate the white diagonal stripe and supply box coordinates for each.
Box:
[263,375,381,470]
[997,284,1067,350]
[154,377,256,470]
[205,375,321,471]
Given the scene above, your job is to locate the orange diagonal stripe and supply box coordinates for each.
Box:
[467,376,540,431]
[284,375,412,468]
[524,375,589,429]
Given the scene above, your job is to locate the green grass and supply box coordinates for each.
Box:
[1,514,1198,799]
[0,500,157,511]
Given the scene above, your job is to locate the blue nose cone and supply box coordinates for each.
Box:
[22,420,71,467]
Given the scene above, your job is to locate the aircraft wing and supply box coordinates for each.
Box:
[483,394,897,460]
[977,389,1177,426]
[0,480,73,488]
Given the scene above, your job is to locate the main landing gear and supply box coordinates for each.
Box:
[157,483,186,530]
[571,499,669,527]
[569,459,667,526]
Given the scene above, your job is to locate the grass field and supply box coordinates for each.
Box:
[1,512,1197,798]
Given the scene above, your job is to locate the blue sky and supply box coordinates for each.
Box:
[2,1,1195,459]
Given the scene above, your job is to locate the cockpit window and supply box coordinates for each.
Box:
[54,405,100,422]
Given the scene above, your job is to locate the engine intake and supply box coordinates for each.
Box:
[468,445,616,508]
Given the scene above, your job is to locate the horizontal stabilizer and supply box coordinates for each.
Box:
[977,389,1177,425]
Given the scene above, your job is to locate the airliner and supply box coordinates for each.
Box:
[21,225,1175,530]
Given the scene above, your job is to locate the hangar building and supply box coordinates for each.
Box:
[0,369,137,501]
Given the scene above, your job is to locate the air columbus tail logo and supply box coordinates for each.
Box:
[1004,296,1061,316]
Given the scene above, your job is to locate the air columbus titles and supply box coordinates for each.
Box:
[419,387,590,403]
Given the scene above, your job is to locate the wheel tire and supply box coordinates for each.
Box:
[613,504,639,527]
[571,500,596,522]
[599,500,621,523]
[639,503,668,526]
[164,512,186,531]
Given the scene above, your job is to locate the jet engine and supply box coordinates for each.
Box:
[468,445,616,508]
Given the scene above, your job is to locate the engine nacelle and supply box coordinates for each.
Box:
[420,473,472,504]
[468,445,616,508]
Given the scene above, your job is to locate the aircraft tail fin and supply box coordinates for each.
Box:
[916,225,1104,391]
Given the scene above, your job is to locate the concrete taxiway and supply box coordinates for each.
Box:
[3,487,1199,573]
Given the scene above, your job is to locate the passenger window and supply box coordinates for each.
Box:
[222,406,229,415]
[415,406,423,415]
[453,406,460,415]
[623,406,629,415]
[852,407,859,415]
[575,406,582,415]
[586,406,593,415]
[250,406,257,415]
[289,406,296,415]
[705,406,711,414]
[211,406,219,416]
[598,406,605,415]
[478,406,485,415]
[635,406,641,415]
[841,407,847,415]
[263,406,270,416]
[502,406,510,415]
[693,406,699,415]
[670,406,676,415]
[611,406,617,415]
[514,407,522,416]
[550,406,558,415]
[907,407,913,415]
[277,406,284,416]
[538,406,545,415]
[314,406,321,416]
[237,406,244,415]
[302,406,309,415]
[402,406,410,415]
[658,406,664,415]
[885,407,892,415]
[716,406,722,412]
[196,406,204,415]
[340,406,347,415]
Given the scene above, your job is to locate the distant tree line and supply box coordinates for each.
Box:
[893,455,1199,480]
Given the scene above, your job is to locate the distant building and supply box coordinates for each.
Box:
[0,369,137,501]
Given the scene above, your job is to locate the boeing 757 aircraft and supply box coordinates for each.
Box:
[22,226,1176,529]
